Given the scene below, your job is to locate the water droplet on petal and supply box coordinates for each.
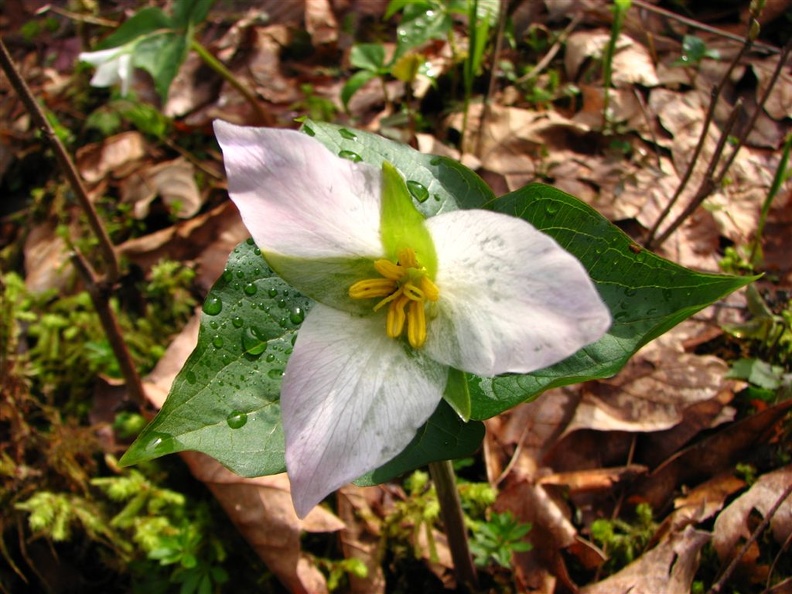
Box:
[203,294,223,315]
[244,282,258,296]
[339,128,357,140]
[406,180,429,203]
[226,411,248,429]
[338,150,362,162]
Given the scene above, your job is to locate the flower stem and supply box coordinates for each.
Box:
[428,460,478,590]
[190,38,273,126]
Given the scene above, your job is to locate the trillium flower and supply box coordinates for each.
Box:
[79,45,135,96]
[213,121,611,517]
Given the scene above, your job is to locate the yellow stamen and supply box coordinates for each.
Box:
[349,247,439,347]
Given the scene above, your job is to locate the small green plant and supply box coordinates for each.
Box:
[313,556,369,592]
[590,502,657,575]
[469,510,532,568]
[673,35,721,67]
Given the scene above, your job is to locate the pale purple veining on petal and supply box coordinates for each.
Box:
[423,209,611,376]
[281,304,448,517]
[214,121,382,262]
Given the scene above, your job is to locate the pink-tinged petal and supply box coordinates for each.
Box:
[424,209,611,376]
[281,304,448,518]
[213,121,382,264]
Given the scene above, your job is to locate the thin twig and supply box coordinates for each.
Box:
[429,460,479,591]
[0,36,120,283]
[708,481,792,594]
[70,250,147,409]
[650,97,744,249]
[644,13,758,249]
[632,0,780,55]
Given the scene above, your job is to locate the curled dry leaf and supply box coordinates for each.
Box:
[712,465,792,561]
[76,131,146,184]
[142,310,343,593]
[580,526,710,594]
[336,485,386,594]
[121,157,203,219]
[564,31,659,87]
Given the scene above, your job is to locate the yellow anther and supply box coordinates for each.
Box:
[407,299,427,348]
[420,276,440,302]
[386,294,410,338]
[349,247,439,348]
[349,278,397,299]
[374,258,404,280]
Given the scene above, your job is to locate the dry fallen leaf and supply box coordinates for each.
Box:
[121,157,204,219]
[76,131,147,184]
[713,465,792,561]
[337,485,387,594]
[580,526,710,594]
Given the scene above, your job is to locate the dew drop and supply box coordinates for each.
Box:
[203,294,223,315]
[303,124,315,137]
[210,320,219,329]
[545,201,560,216]
[268,288,278,298]
[429,157,441,166]
[254,248,261,256]
[244,282,258,296]
[236,270,245,279]
[268,368,284,379]
[226,411,248,429]
[624,287,637,297]
[289,307,305,324]
[222,353,231,365]
[232,316,244,328]
[212,335,224,348]
[338,150,362,163]
[185,370,197,384]
[222,269,233,282]
[265,353,276,363]
[246,238,255,245]
[433,194,441,201]
[614,311,630,322]
[339,128,357,140]
[279,318,289,328]
[277,299,287,309]
[242,326,268,357]
[406,180,429,203]
[141,432,176,457]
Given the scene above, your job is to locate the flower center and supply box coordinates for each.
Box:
[349,247,439,348]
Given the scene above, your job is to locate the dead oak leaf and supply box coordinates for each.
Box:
[580,526,710,594]
[121,157,203,219]
[76,131,147,184]
[713,465,792,562]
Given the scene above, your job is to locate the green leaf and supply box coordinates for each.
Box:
[98,7,172,50]
[341,70,377,109]
[349,43,387,72]
[172,0,215,27]
[133,32,188,101]
[461,184,756,419]
[121,239,485,482]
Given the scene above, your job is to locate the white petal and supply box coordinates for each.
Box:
[281,304,448,518]
[424,209,611,376]
[116,53,132,96]
[213,121,383,264]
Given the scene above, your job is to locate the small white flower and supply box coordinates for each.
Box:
[79,45,134,96]
[214,121,611,517]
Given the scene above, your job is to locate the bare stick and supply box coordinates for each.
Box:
[429,460,479,590]
[0,36,120,284]
[707,481,792,594]
[71,250,147,409]
[644,14,757,249]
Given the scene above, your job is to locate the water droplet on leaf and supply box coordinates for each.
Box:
[545,201,559,216]
[244,282,257,296]
[268,368,284,379]
[406,180,429,203]
[338,150,362,162]
[212,335,224,348]
[185,370,196,384]
[232,316,244,328]
[290,307,305,324]
[339,128,357,140]
[624,287,637,297]
[303,124,315,136]
[242,326,268,356]
[226,411,248,429]
[203,294,223,315]
[268,288,278,298]
[265,353,276,363]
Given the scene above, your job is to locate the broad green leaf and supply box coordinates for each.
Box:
[349,43,387,72]
[461,184,756,419]
[341,70,377,109]
[98,7,172,50]
[121,239,485,481]
[172,0,215,27]
[134,32,188,101]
